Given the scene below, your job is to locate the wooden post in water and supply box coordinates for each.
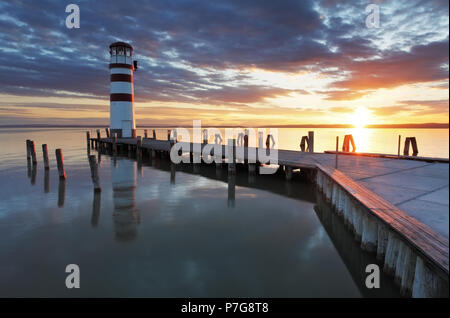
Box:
[308,131,314,153]
[167,130,171,141]
[410,137,419,156]
[86,131,90,148]
[55,149,66,179]
[96,129,101,140]
[29,140,37,164]
[153,129,156,139]
[300,136,308,152]
[335,136,339,169]
[88,155,101,192]
[244,129,249,148]
[403,138,411,156]
[144,129,148,139]
[42,144,49,170]
[398,135,401,157]
[26,139,31,161]
[105,128,110,138]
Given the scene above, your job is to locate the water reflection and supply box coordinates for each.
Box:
[112,158,139,241]
[30,164,36,185]
[58,179,65,207]
[44,169,49,193]
[314,193,400,297]
[228,174,236,208]
[170,163,176,184]
[91,192,101,227]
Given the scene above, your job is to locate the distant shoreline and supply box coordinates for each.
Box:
[0,123,448,129]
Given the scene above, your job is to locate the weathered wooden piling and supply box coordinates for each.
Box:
[342,134,356,152]
[42,144,50,170]
[144,129,148,139]
[88,155,101,192]
[153,129,156,139]
[29,140,37,164]
[308,131,314,153]
[167,130,171,141]
[398,135,401,157]
[105,128,110,138]
[26,139,31,161]
[404,137,419,156]
[96,129,101,140]
[55,149,66,179]
[86,131,91,148]
[300,136,308,152]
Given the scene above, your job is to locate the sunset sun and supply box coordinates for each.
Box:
[351,107,372,128]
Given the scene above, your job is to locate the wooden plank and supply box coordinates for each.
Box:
[325,150,449,163]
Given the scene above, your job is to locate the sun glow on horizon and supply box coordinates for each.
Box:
[350,106,372,128]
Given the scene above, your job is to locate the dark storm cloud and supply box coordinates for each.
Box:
[0,0,448,105]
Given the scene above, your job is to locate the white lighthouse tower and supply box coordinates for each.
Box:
[109,41,136,138]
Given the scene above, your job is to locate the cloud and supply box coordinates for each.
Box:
[0,0,448,124]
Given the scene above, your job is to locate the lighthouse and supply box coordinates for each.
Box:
[109,41,136,138]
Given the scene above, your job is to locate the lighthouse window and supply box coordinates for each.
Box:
[126,48,131,56]
[111,47,116,55]
[118,47,124,55]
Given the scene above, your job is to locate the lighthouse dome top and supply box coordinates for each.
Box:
[110,41,133,50]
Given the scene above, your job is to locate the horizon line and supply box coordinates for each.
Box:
[0,123,448,129]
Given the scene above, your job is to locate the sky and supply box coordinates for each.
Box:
[0,0,448,127]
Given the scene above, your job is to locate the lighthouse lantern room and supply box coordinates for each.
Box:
[109,41,136,138]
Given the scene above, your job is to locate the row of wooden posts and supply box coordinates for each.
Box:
[26,139,66,179]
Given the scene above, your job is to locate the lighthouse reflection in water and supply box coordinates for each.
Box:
[111,158,139,241]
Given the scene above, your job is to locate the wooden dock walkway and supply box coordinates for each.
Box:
[91,135,449,297]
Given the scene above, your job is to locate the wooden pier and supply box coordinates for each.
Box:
[90,134,448,298]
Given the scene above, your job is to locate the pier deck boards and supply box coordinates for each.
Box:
[94,136,449,276]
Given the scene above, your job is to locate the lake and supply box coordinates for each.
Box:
[2,127,443,297]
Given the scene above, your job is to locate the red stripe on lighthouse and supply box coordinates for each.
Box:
[110,94,134,102]
[109,63,134,69]
[110,74,133,82]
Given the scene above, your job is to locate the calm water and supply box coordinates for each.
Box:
[0,127,422,297]
[149,127,448,158]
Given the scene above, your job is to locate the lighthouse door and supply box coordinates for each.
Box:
[122,120,132,138]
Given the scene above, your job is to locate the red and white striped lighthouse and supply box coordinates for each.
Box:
[109,41,136,138]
